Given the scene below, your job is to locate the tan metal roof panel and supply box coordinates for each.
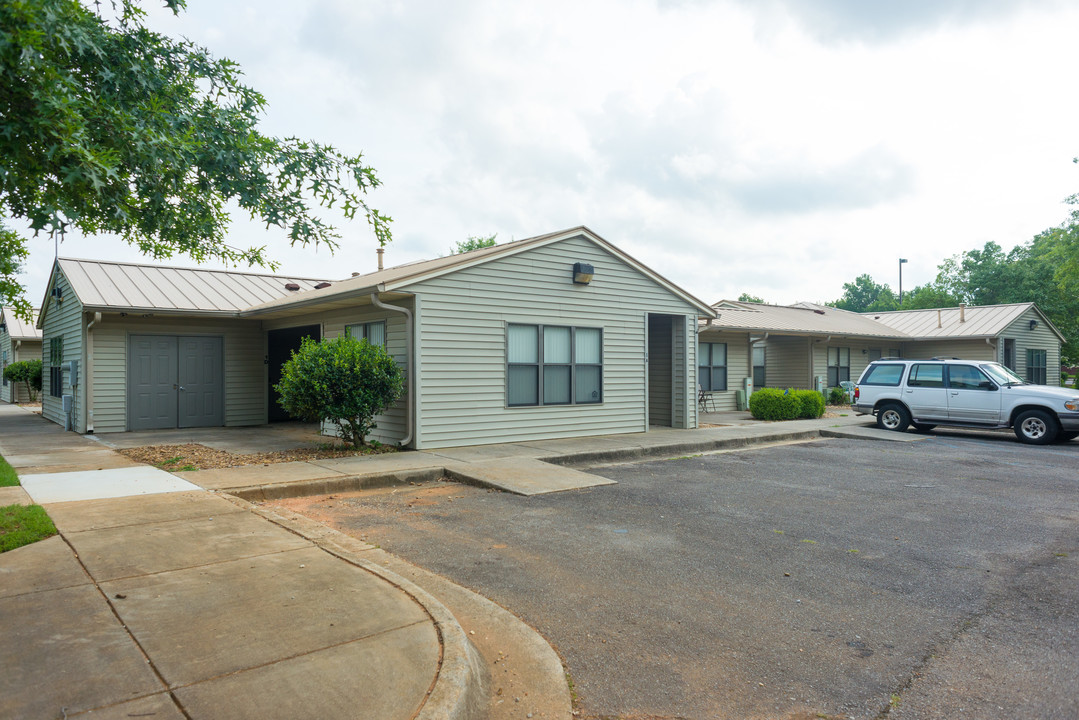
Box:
[58,258,329,313]
[867,304,1031,339]
[705,301,908,338]
[0,307,41,340]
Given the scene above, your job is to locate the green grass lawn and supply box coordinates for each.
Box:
[0,454,18,487]
[1,504,57,552]
[0,453,59,552]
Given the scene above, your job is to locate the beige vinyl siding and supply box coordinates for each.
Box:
[265,302,411,444]
[762,336,811,389]
[90,316,265,432]
[41,271,85,430]
[1001,309,1061,385]
[404,235,702,448]
[698,331,750,412]
[900,339,996,363]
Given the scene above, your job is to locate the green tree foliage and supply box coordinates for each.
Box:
[274,336,404,448]
[451,234,498,254]
[829,274,899,312]
[0,222,30,320]
[3,359,43,403]
[737,293,765,303]
[0,0,390,312]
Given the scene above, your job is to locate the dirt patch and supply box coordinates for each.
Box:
[117,442,397,471]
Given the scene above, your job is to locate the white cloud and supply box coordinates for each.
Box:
[14,0,1079,311]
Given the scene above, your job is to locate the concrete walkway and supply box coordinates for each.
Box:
[164,411,890,500]
[2,403,895,720]
[0,405,485,720]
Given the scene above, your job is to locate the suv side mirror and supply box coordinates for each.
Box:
[979,380,997,391]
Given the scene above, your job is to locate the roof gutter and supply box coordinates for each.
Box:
[370,293,414,448]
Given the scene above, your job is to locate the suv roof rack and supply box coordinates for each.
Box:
[928,357,963,361]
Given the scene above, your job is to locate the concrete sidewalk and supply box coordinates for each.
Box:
[0,405,486,720]
[170,411,890,500]
[2,402,891,720]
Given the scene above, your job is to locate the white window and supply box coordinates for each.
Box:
[508,324,602,407]
[345,321,386,348]
[827,347,850,387]
[699,343,727,392]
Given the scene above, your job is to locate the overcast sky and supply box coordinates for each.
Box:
[17,0,1079,308]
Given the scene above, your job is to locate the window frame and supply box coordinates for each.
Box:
[752,345,766,389]
[1026,349,1047,385]
[344,320,387,348]
[506,323,603,408]
[698,342,728,392]
[827,347,850,387]
[49,336,64,398]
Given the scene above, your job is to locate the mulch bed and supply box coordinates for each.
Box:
[116,442,397,471]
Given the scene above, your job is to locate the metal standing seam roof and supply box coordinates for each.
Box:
[866,303,1053,340]
[0,307,42,340]
[702,301,910,339]
[239,226,717,318]
[55,258,331,314]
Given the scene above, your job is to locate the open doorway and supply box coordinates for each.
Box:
[648,314,678,427]
[267,325,321,422]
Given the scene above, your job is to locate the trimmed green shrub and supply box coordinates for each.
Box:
[275,336,404,448]
[793,389,825,419]
[3,359,42,402]
[827,386,848,405]
[748,388,800,421]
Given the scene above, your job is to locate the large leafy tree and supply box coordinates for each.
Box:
[829,273,898,313]
[0,221,31,319]
[0,0,390,320]
[451,234,498,254]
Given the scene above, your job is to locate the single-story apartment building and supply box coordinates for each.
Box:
[1,306,42,404]
[37,227,716,448]
[697,300,1065,411]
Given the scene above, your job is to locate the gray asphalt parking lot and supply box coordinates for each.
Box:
[274,434,1079,720]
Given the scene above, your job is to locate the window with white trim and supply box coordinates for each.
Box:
[827,347,850,387]
[507,324,602,407]
[752,346,766,388]
[49,336,64,398]
[699,343,727,392]
[344,321,386,348]
[1026,349,1047,385]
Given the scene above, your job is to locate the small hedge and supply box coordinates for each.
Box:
[827,386,849,405]
[749,388,825,421]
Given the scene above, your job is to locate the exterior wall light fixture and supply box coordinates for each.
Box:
[572,262,594,285]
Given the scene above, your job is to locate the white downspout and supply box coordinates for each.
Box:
[85,312,101,432]
[370,293,414,448]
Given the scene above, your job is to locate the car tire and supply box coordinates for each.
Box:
[877,403,911,432]
[911,422,937,433]
[1057,431,1078,442]
[1013,409,1059,445]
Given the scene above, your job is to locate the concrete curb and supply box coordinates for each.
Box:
[224,467,444,502]
[228,495,489,720]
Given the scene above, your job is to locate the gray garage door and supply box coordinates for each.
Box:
[129,335,224,431]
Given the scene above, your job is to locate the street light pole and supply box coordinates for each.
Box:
[899,258,908,306]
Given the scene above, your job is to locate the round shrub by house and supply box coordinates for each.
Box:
[749,388,824,421]
[274,336,404,448]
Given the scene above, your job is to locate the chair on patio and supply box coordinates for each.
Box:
[698,384,717,413]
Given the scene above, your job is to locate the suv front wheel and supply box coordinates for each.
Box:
[877,403,911,432]
[1013,409,1059,445]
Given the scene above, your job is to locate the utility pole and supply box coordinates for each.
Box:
[899,258,908,306]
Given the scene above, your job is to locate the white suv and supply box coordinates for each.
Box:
[853,358,1079,445]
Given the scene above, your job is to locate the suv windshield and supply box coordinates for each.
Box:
[982,363,1025,386]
